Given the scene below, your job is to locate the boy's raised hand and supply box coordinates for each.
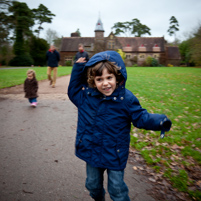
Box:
[76,57,86,63]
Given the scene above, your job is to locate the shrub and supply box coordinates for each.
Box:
[145,57,160,67]
[141,61,147,67]
[66,60,72,66]
[132,64,138,67]
[167,63,174,67]
[151,58,159,67]
[145,56,152,66]
[117,49,126,61]
[9,54,34,66]
[130,55,138,63]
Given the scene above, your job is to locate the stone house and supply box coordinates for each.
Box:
[60,18,181,66]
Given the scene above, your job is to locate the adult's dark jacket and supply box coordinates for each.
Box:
[46,50,60,67]
[74,51,89,62]
[68,51,171,171]
[24,78,38,98]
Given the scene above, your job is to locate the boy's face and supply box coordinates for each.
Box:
[27,73,33,80]
[79,45,84,52]
[50,45,55,51]
[94,68,117,96]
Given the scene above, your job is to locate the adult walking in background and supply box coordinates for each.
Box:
[46,45,60,88]
[74,43,89,63]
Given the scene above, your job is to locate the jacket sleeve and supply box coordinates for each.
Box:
[46,52,48,61]
[24,80,26,92]
[86,52,89,62]
[56,51,60,61]
[35,80,38,92]
[67,62,86,107]
[129,95,171,132]
[74,53,78,62]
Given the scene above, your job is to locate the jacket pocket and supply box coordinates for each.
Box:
[76,132,92,160]
[75,132,84,148]
[116,146,129,168]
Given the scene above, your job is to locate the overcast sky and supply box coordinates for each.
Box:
[18,0,201,42]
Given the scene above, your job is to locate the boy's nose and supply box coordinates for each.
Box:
[103,80,108,85]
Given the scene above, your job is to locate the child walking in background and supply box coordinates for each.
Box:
[68,51,172,201]
[24,69,38,107]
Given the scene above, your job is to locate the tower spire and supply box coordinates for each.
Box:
[95,16,104,32]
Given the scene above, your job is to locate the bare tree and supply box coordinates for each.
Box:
[45,28,59,45]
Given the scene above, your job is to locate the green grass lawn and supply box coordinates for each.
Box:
[0,67,72,89]
[126,67,201,200]
[1,66,201,199]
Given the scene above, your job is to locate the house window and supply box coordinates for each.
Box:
[153,54,159,59]
[153,44,160,52]
[111,42,115,49]
[108,42,111,49]
[139,55,145,59]
[108,41,115,49]
[139,44,146,52]
[84,46,91,51]
[126,54,131,59]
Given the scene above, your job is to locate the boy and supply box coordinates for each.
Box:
[68,51,171,201]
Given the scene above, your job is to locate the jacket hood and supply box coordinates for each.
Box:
[85,51,127,81]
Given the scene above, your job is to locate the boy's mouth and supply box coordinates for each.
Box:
[103,87,111,91]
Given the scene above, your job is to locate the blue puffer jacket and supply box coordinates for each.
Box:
[68,51,171,170]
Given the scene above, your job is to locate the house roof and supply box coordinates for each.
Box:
[60,37,95,51]
[60,36,166,52]
[166,46,181,59]
[117,37,165,52]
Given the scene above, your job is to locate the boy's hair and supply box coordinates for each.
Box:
[78,43,83,48]
[27,69,36,77]
[87,61,123,88]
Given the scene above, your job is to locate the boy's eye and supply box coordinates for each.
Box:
[108,76,112,79]
[96,78,102,82]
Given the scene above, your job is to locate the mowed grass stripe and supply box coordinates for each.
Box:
[0,67,73,89]
[127,67,201,199]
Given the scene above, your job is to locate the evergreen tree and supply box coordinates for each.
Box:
[29,35,49,66]
[9,1,34,55]
[32,4,55,37]
[167,16,179,41]
[76,28,81,37]
[112,18,151,37]
[8,1,34,66]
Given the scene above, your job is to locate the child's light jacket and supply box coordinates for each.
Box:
[68,51,170,170]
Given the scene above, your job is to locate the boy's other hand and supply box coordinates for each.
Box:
[76,57,86,63]
[162,118,172,131]
[160,118,172,139]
